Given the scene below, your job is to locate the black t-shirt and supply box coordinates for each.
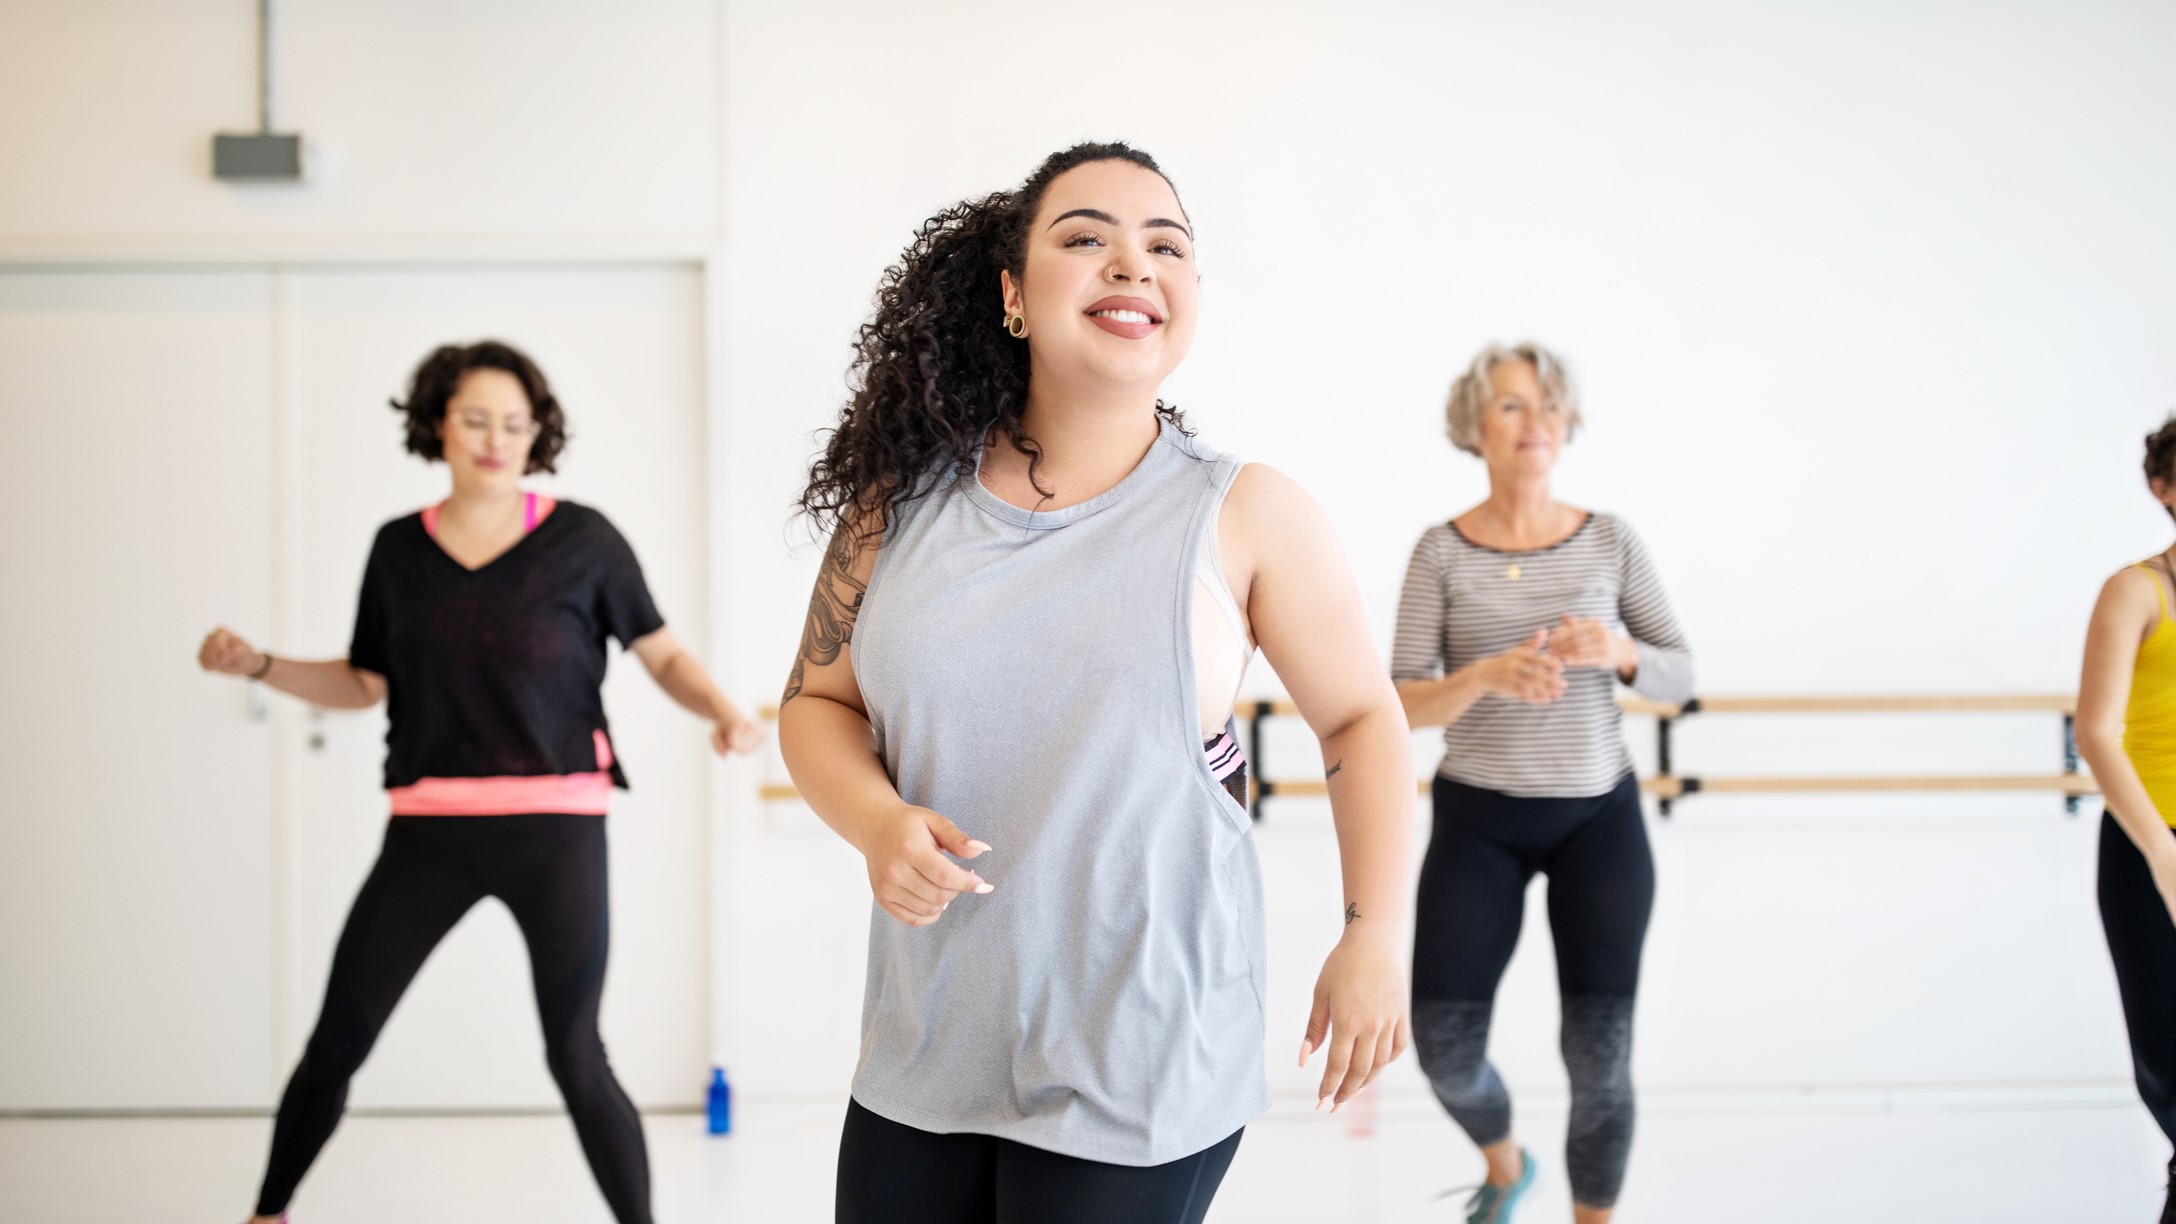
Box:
[347,500,665,791]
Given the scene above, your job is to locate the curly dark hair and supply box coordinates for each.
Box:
[2148,414,2176,521]
[390,340,567,475]
[796,142,1191,540]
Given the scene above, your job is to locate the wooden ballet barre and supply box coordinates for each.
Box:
[753,695,2093,819]
[1235,695,2081,720]
[758,773,2101,805]
[1194,694,2094,818]
[1642,773,2097,800]
[1619,694,2077,718]
[1614,692,2087,816]
[761,697,2078,722]
[1246,773,2098,801]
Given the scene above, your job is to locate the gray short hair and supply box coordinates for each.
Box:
[1445,341,1581,457]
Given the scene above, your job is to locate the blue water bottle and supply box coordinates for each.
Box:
[706,1066,732,1136]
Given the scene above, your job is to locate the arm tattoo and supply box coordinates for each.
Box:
[1344,902,1359,925]
[1325,759,1344,781]
[781,526,868,704]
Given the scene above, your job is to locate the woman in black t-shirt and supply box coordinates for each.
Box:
[198,340,761,1224]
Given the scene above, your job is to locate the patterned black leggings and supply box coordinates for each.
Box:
[1410,774,1654,1209]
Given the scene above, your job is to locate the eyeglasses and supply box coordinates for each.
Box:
[451,414,540,439]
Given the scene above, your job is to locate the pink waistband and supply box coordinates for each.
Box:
[388,772,612,817]
[388,729,614,817]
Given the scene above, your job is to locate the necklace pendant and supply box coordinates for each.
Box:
[1506,563,1521,581]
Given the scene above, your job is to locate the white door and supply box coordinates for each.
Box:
[282,264,710,1109]
[0,269,281,1109]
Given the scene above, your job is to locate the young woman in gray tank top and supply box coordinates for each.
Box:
[779,142,1416,1224]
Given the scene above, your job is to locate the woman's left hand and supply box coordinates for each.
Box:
[711,714,768,757]
[1299,930,1408,1112]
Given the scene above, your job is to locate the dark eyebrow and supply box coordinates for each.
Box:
[1047,208,1117,230]
[1046,208,1194,241]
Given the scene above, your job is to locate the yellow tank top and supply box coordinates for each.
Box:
[2124,563,2176,826]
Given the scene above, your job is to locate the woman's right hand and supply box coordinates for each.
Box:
[1483,629,1566,704]
[856,803,994,927]
[198,627,263,678]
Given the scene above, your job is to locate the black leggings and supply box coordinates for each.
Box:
[254,814,650,1223]
[836,1099,1242,1224]
[2099,812,2176,1146]
[1410,774,1653,1209]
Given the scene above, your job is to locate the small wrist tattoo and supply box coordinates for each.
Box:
[1343,902,1359,925]
[1325,759,1344,781]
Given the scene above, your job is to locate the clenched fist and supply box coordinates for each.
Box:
[198,627,266,678]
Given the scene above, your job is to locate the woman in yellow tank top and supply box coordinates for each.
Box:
[2077,413,2176,1224]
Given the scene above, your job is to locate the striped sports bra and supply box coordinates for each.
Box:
[1197,485,1255,807]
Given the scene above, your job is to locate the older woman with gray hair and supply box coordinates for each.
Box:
[1390,342,1692,1224]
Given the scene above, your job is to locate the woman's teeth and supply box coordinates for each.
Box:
[1090,309,1153,324]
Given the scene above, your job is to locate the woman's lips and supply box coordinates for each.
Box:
[1085,296,1162,340]
[476,457,508,470]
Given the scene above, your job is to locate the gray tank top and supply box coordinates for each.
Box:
[849,419,1270,1165]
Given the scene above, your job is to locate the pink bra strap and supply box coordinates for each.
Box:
[425,494,552,540]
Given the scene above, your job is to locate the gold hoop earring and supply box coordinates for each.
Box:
[1005,314,1027,339]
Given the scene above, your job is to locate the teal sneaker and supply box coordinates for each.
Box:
[1441,1148,1537,1223]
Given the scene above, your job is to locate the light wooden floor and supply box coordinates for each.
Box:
[2,1089,2164,1223]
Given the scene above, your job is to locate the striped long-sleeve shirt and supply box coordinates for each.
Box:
[1390,512,1693,798]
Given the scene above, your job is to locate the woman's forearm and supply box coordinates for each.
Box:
[779,696,908,853]
[256,656,383,709]
[2080,729,2176,867]
[654,648,742,724]
[1622,638,1695,705]
[1397,665,1491,730]
[1318,704,1415,940]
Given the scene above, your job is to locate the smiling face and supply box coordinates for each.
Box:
[999,158,1199,399]
[434,368,541,493]
[1475,358,1567,478]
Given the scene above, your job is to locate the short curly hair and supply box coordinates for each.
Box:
[1444,341,1580,457]
[2146,413,2176,520]
[389,340,567,475]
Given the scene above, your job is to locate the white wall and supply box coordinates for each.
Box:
[0,0,717,247]
[0,270,282,1109]
[4,0,2175,1117]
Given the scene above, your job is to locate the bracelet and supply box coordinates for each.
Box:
[248,652,275,681]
